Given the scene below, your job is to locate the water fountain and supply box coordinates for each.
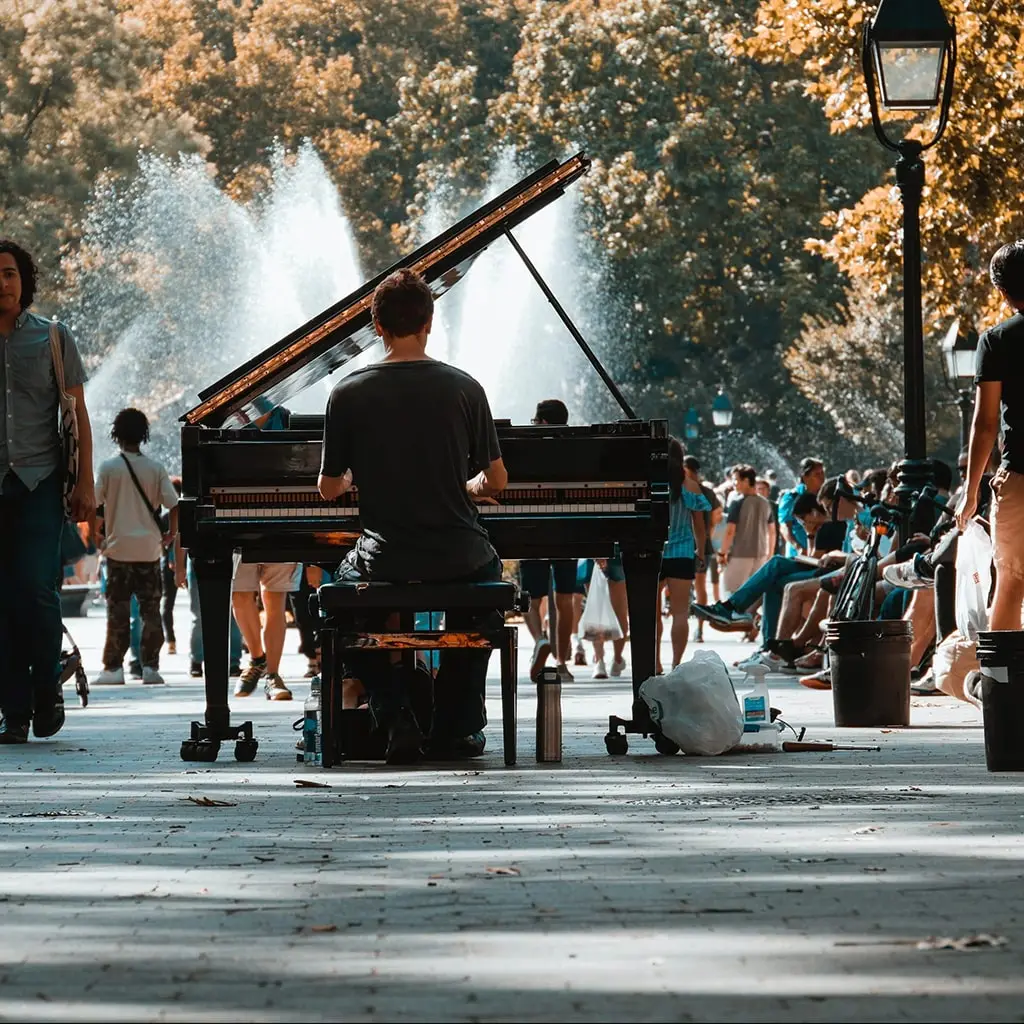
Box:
[75,143,363,470]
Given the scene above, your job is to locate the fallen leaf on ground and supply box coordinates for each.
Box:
[428,873,446,879]
[486,866,520,876]
[309,924,338,933]
[293,779,331,788]
[917,933,1007,951]
[852,826,881,834]
[863,866,887,873]
[186,796,236,807]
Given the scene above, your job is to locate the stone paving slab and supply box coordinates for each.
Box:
[0,606,1021,1022]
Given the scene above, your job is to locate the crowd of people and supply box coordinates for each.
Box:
[2,232,1023,759]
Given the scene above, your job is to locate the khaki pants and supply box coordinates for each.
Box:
[723,554,770,597]
[991,468,1024,581]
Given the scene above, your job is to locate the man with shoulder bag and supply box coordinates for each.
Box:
[0,240,95,743]
[94,408,179,686]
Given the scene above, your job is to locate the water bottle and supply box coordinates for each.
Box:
[536,666,562,762]
[303,676,322,766]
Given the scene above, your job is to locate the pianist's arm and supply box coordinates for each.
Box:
[467,457,508,501]
[318,468,353,501]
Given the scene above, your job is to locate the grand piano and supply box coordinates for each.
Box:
[179,152,669,762]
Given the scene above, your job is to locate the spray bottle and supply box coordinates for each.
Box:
[736,662,782,752]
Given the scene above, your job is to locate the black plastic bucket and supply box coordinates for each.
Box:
[825,619,912,727]
[976,630,1024,772]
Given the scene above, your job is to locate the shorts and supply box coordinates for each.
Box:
[232,561,302,593]
[818,568,846,596]
[991,468,1024,580]
[660,557,696,581]
[576,555,626,590]
[519,559,578,599]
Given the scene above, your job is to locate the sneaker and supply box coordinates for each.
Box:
[128,660,143,680]
[592,658,608,680]
[189,661,203,678]
[94,666,125,685]
[610,657,627,677]
[167,641,177,655]
[32,701,65,739]
[799,670,832,691]
[911,669,943,696]
[529,635,552,682]
[740,650,789,673]
[141,667,165,685]
[303,658,320,679]
[234,659,266,697]
[264,673,292,701]
[692,601,754,629]
[573,638,587,666]
[882,554,934,590]
[556,663,574,683]
[0,716,29,744]
[694,625,704,643]
[386,707,424,765]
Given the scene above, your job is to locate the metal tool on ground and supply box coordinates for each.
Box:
[782,741,881,753]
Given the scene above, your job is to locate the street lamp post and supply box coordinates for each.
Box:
[940,318,978,450]
[863,0,956,538]
[710,390,734,479]
[684,406,700,444]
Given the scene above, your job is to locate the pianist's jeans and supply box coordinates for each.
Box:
[0,470,63,720]
[335,554,503,740]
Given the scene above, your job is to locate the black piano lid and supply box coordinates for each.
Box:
[182,152,591,428]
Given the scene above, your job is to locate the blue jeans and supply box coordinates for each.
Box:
[187,557,242,667]
[0,470,64,718]
[727,556,817,642]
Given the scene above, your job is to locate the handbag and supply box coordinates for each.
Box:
[47,323,79,519]
[119,453,164,531]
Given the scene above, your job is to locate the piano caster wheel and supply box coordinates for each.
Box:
[605,732,628,756]
[234,738,259,762]
[653,734,680,756]
[180,739,220,763]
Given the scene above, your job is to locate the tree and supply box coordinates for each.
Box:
[0,0,200,311]
[744,0,1024,333]
[491,0,885,464]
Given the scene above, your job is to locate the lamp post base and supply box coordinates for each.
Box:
[894,457,935,540]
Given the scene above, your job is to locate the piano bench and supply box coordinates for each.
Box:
[315,580,523,768]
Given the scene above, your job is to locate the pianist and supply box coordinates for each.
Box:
[318,268,508,764]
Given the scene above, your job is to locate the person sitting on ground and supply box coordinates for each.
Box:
[94,408,179,686]
[318,268,508,764]
[695,492,847,664]
[777,457,826,558]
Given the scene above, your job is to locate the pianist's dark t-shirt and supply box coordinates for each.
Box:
[321,359,501,581]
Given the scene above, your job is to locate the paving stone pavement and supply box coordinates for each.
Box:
[1,603,1022,1022]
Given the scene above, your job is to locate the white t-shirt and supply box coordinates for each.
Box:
[96,450,178,563]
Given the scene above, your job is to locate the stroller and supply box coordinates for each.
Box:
[60,625,90,708]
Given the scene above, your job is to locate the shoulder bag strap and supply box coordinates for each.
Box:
[48,323,69,398]
[120,453,163,530]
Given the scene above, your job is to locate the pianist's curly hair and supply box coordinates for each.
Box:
[668,435,685,502]
[0,239,38,311]
[110,407,150,447]
[372,268,434,337]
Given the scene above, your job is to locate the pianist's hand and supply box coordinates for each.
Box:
[471,495,499,506]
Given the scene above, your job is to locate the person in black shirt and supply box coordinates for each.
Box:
[319,268,508,763]
[957,240,1024,630]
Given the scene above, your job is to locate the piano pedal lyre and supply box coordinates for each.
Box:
[181,719,258,763]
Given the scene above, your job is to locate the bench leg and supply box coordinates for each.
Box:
[500,625,518,766]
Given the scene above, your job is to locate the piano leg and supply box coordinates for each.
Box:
[620,548,660,731]
[180,553,256,763]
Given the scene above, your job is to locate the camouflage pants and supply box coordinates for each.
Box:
[103,559,163,670]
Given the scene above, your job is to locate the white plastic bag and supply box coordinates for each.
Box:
[579,565,622,640]
[639,650,743,756]
[955,520,993,640]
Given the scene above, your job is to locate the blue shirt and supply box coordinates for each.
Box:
[0,311,87,490]
[777,482,808,556]
[664,488,712,560]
